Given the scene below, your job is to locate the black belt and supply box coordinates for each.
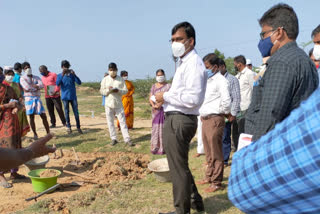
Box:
[165,111,196,117]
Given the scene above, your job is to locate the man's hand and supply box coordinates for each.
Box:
[70,70,75,76]
[155,92,165,103]
[228,114,236,123]
[27,133,56,159]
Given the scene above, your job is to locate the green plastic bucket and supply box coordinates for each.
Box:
[28,169,61,193]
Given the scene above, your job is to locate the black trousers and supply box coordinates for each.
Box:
[231,111,246,151]
[45,96,66,126]
[163,114,203,214]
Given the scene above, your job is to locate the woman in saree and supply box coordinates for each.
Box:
[117,71,135,129]
[149,69,171,155]
[0,78,25,188]
[3,67,30,136]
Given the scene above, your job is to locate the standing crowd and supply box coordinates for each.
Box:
[1,2,320,214]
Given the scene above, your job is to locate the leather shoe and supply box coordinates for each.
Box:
[204,184,224,193]
[196,179,210,185]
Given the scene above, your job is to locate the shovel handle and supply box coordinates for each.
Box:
[25,184,60,201]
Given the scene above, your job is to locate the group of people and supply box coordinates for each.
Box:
[0,60,82,188]
[1,2,320,213]
[154,3,320,214]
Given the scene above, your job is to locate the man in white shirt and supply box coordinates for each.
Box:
[156,22,206,214]
[197,54,231,193]
[100,63,133,146]
[232,55,255,150]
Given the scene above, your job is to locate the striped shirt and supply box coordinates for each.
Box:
[20,74,44,97]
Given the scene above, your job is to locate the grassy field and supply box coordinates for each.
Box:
[19,82,242,214]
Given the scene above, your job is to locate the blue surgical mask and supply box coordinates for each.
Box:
[205,69,213,78]
[258,36,274,57]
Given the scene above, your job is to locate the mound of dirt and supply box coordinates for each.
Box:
[39,169,59,178]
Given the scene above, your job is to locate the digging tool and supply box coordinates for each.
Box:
[25,183,61,202]
[72,147,80,165]
[63,169,96,181]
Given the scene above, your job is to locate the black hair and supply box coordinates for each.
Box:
[312,24,320,38]
[234,55,246,65]
[203,53,219,66]
[4,69,14,75]
[172,22,196,46]
[39,65,48,71]
[156,69,165,76]
[61,60,71,68]
[259,3,299,40]
[309,48,314,57]
[120,70,128,77]
[108,62,118,71]
[0,67,3,72]
[22,61,31,69]
[218,58,226,67]
[14,62,22,71]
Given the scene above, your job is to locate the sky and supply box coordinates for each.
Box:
[0,0,319,81]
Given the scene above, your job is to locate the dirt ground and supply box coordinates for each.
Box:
[0,116,152,214]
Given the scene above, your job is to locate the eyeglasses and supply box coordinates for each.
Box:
[259,29,276,40]
[260,27,284,40]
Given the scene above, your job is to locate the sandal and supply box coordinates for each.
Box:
[10,173,27,180]
[0,180,13,188]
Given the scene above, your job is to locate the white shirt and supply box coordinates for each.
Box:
[235,67,255,111]
[100,75,128,108]
[199,72,231,116]
[163,49,207,115]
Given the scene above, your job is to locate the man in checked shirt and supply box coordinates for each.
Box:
[218,59,241,166]
[245,3,318,141]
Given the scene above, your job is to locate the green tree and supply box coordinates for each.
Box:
[214,49,225,60]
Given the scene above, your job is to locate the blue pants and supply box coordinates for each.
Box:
[222,122,231,164]
[62,99,80,129]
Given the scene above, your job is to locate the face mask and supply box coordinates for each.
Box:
[205,69,214,79]
[156,75,165,83]
[26,68,32,75]
[109,70,117,77]
[171,41,186,58]
[0,75,4,83]
[313,44,320,61]
[122,76,128,80]
[5,76,14,83]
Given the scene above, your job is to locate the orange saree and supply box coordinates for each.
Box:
[117,80,135,129]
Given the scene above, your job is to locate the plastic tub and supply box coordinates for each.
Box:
[148,158,171,182]
[28,169,61,192]
[24,155,50,172]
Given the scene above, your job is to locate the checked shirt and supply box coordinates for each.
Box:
[228,87,320,214]
[245,41,318,141]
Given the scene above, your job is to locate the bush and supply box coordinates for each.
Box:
[132,78,155,99]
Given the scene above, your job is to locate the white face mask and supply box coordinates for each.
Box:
[25,68,32,75]
[171,41,186,58]
[313,44,320,61]
[156,75,165,83]
[5,75,14,83]
[122,76,128,80]
[109,70,117,77]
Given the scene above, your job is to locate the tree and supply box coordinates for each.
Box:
[214,49,225,60]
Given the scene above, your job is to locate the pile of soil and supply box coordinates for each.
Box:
[0,150,151,214]
[39,169,59,178]
[59,151,150,184]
